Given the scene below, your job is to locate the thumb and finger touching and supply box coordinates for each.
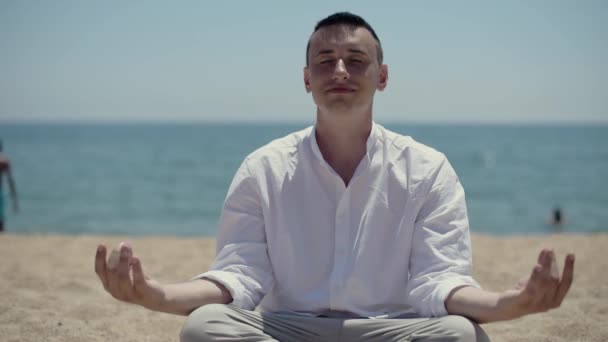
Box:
[95,242,161,308]
[117,244,136,299]
[540,250,559,306]
[523,249,575,311]
[132,256,148,285]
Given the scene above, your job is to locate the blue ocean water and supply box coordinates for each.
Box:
[0,123,606,236]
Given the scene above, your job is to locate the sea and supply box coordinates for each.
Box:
[0,122,606,236]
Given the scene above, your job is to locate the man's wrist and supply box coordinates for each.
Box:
[141,284,170,312]
[496,289,528,321]
[446,286,524,323]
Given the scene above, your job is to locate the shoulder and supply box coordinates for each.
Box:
[374,123,446,169]
[242,126,313,172]
[373,123,456,194]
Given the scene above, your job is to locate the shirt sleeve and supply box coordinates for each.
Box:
[192,158,274,310]
[405,154,481,317]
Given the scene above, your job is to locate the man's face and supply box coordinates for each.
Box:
[304,25,388,116]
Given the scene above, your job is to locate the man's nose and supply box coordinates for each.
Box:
[332,59,349,80]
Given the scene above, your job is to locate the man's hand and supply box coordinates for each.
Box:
[445,249,575,323]
[95,242,167,310]
[499,249,575,319]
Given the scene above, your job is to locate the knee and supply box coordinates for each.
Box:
[440,315,490,342]
[180,304,232,342]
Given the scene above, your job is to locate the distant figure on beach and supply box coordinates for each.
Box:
[0,140,19,232]
[94,12,575,341]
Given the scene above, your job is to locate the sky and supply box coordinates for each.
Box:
[1,0,607,124]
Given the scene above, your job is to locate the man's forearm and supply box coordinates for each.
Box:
[156,278,233,316]
[445,286,519,323]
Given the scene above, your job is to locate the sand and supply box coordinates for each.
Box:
[1,233,606,342]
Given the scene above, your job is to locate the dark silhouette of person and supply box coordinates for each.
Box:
[0,139,19,232]
[549,207,566,227]
[553,208,562,224]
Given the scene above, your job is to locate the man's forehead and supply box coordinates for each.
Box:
[309,25,376,51]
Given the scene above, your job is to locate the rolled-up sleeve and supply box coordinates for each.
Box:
[406,155,480,317]
[193,159,274,310]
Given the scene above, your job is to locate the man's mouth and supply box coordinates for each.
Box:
[327,87,355,94]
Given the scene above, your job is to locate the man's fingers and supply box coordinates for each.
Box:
[540,250,559,306]
[538,249,552,269]
[94,245,109,290]
[116,243,131,278]
[107,248,121,270]
[528,249,550,287]
[117,243,135,299]
[536,249,558,284]
[132,256,147,285]
[549,250,560,278]
[555,254,575,304]
[523,250,574,313]
[526,264,543,297]
[106,246,122,299]
[537,249,546,264]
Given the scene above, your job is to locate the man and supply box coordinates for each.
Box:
[0,139,19,232]
[95,12,574,341]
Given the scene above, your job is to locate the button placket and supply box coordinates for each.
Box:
[329,186,351,310]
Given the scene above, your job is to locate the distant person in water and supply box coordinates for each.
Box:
[0,140,19,232]
[549,207,566,227]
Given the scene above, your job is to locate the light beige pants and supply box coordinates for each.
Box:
[180,304,490,342]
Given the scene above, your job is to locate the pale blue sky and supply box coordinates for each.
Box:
[1,0,607,123]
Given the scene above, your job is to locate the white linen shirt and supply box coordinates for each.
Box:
[196,122,480,318]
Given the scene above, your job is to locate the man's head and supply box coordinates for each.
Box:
[305,12,383,66]
[304,12,388,117]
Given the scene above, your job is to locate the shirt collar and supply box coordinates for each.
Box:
[309,121,378,166]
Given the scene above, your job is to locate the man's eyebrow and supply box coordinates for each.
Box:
[348,48,367,55]
[315,49,335,57]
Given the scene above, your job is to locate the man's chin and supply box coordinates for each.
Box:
[323,100,356,112]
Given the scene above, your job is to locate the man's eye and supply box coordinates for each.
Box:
[350,59,363,63]
[320,60,333,64]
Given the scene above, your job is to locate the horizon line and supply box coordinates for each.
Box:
[1,118,608,126]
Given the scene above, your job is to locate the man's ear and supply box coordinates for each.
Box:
[377,64,388,91]
[303,67,311,93]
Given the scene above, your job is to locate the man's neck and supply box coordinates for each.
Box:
[315,111,372,186]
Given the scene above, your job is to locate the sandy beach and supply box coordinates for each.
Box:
[1,233,606,342]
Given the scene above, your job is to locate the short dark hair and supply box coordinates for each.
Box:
[306,12,383,66]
